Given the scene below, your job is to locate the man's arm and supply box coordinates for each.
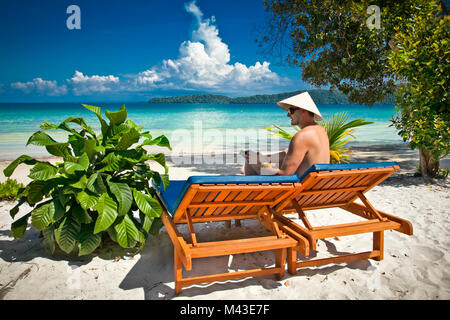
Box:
[276,132,308,175]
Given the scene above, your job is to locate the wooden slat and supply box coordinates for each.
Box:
[310,220,401,239]
[295,251,381,268]
[219,189,253,216]
[197,190,221,217]
[238,189,272,214]
[190,236,297,258]
[176,213,258,224]
[178,267,283,287]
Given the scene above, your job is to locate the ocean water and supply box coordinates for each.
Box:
[0,102,403,160]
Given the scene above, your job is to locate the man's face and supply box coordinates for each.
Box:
[287,107,300,125]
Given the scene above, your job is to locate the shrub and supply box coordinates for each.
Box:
[3,104,171,256]
[0,178,25,201]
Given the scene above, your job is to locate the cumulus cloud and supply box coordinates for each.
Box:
[68,71,120,96]
[131,0,282,93]
[9,1,288,97]
[11,78,67,96]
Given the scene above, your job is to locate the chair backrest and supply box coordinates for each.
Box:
[172,182,298,223]
[276,162,399,211]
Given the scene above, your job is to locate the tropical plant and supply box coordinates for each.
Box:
[265,112,373,163]
[0,178,24,201]
[3,104,171,256]
[387,1,449,181]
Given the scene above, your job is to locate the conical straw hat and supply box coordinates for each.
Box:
[277,91,323,121]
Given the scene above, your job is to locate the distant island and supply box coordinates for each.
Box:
[148,89,395,105]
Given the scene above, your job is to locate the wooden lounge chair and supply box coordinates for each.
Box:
[154,175,303,295]
[270,162,413,274]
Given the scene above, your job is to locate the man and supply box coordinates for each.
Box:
[242,91,330,176]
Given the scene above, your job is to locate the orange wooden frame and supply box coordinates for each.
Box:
[157,165,413,294]
[156,182,300,295]
[273,166,413,274]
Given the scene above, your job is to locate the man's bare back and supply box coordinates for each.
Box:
[281,124,330,176]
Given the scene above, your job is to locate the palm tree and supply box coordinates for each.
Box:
[265,112,373,163]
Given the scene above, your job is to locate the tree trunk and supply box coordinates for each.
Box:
[419,148,440,183]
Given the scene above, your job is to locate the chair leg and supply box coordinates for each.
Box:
[373,231,384,261]
[225,221,231,228]
[174,250,183,295]
[275,249,286,280]
[287,247,297,275]
[235,219,241,227]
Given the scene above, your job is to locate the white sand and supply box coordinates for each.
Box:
[0,152,449,300]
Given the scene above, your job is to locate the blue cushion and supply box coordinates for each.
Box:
[297,161,399,181]
[155,162,398,216]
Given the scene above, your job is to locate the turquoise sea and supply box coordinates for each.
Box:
[0,102,403,160]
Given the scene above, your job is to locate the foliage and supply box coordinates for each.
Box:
[3,104,171,256]
[387,1,449,179]
[265,112,373,163]
[0,178,24,201]
[259,0,419,104]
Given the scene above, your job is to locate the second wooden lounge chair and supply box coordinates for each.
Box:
[154,174,303,295]
[271,162,414,274]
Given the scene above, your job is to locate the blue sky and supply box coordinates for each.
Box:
[0,0,311,102]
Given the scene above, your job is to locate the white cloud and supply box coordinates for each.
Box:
[9,1,289,97]
[11,78,67,96]
[130,0,282,93]
[68,71,120,96]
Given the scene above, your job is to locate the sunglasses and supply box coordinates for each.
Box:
[288,107,299,115]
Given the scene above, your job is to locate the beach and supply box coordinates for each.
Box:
[1,144,449,300]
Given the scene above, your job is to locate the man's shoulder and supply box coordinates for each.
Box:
[295,125,324,137]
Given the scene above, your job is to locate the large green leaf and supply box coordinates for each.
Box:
[45,143,72,158]
[82,104,109,137]
[133,189,162,218]
[28,162,58,181]
[145,153,168,172]
[78,223,101,256]
[55,214,81,254]
[43,225,56,254]
[93,193,118,234]
[3,155,37,177]
[97,152,122,172]
[31,201,55,231]
[76,190,100,210]
[139,212,154,234]
[107,180,132,216]
[86,173,107,194]
[9,197,27,219]
[71,204,93,224]
[116,128,140,150]
[64,153,89,174]
[105,105,127,126]
[114,214,139,248]
[11,213,31,239]
[139,135,172,150]
[26,131,59,146]
[26,180,46,205]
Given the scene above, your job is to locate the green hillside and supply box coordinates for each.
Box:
[148,89,394,104]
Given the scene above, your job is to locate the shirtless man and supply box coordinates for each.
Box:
[242,92,330,177]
